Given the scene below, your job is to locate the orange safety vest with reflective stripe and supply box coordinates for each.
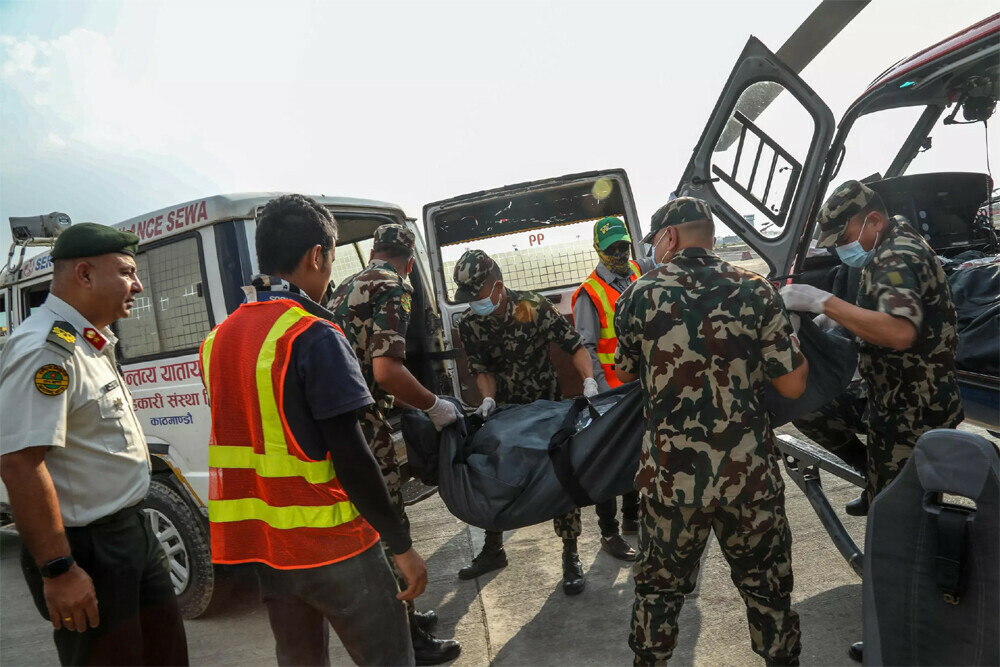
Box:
[199,298,380,569]
[571,260,641,389]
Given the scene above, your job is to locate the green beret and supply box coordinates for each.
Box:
[50,223,140,260]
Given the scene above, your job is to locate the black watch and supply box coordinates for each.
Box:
[39,555,75,578]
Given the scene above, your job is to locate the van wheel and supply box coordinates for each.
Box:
[142,478,214,619]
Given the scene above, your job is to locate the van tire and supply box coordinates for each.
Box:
[141,478,214,619]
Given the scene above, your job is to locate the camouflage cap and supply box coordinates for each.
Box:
[373,223,415,254]
[453,249,499,302]
[816,180,877,248]
[50,222,140,260]
[642,197,713,243]
[593,216,631,250]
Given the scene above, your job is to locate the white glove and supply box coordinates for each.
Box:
[779,283,832,315]
[582,377,599,398]
[812,313,836,331]
[424,396,460,431]
[789,313,801,335]
[476,396,497,419]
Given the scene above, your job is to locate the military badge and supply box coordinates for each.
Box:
[34,364,70,396]
[84,327,107,351]
[513,300,537,323]
[400,293,412,313]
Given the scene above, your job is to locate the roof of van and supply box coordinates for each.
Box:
[1,192,405,286]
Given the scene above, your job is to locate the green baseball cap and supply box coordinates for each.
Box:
[50,223,140,260]
[643,197,714,243]
[815,180,878,248]
[593,217,631,250]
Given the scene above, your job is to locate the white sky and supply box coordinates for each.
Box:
[1,0,996,254]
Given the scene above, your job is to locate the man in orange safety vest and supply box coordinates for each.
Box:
[571,216,655,560]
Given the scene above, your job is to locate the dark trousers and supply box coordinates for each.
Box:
[21,506,188,666]
[257,542,414,666]
[595,490,640,536]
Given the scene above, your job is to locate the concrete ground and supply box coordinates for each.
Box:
[2,423,994,666]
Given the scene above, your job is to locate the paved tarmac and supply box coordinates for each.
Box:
[2,422,995,666]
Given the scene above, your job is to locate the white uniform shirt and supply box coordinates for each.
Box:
[0,295,150,526]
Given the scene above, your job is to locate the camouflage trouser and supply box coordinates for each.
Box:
[553,509,582,540]
[630,493,800,665]
[794,382,962,501]
[793,380,869,472]
[358,407,412,613]
[865,403,962,501]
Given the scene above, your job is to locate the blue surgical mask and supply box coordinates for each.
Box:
[836,216,879,268]
[469,283,500,316]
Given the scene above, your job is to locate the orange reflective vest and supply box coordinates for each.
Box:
[199,298,380,569]
[571,260,641,388]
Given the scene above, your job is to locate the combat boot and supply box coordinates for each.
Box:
[562,538,585,595]
[845,493,869,516]
[600,534,637,561]
[412,609,438,631]
[458,532,507,580]
[411,624,462,666]
[847,641,863,663]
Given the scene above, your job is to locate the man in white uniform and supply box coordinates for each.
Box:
[0,223,188,666]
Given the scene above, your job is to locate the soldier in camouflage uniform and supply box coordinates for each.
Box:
[327,224,462,665]
[781,180,964,514]
[452,249,601,595]
[615,197,808,666]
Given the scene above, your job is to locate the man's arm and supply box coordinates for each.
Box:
[824,296,917,351]
[572,294,608,390]
[318,413,426,600]
[769,358,809,399]
[616,367,639,384]
[372,357,435,410]
[475,372,497,400]
[571,346,595,382]
[0,449,99,631]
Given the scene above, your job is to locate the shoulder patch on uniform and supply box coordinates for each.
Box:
[46,321,77,354]
[34,364,70,396]
[887,271,904,286]
[400,293,412,313]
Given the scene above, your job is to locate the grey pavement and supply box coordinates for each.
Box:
[0,454,868,666]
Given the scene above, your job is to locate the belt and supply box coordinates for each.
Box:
[84,503,143,527]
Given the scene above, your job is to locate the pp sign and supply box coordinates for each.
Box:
[528,233,545,246]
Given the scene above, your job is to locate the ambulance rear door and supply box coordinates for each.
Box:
[423,169,641,405]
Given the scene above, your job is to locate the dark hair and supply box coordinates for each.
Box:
[256,194,337,274]
[372,243,413,260]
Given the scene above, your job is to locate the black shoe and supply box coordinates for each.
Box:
[601,534,637,561]
[458,545,507,580]
[411,625,462,666]
[846,494,870,517]
[562,542,586,595]
[621,518,639,535]
[847,641,863,663]
[412,609,438,631]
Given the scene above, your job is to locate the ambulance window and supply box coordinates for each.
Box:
[433,179,627,302]
[21,283,50,319]
[118,236,213,360]
[331,238,373,289]
[0,292,7,338]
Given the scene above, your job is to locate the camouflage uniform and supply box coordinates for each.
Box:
[616,197,804,665]
[807,181,964,500]
[454,251,583,539]
[327,224,416,600]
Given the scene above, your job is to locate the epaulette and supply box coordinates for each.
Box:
[45,321,78,355]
